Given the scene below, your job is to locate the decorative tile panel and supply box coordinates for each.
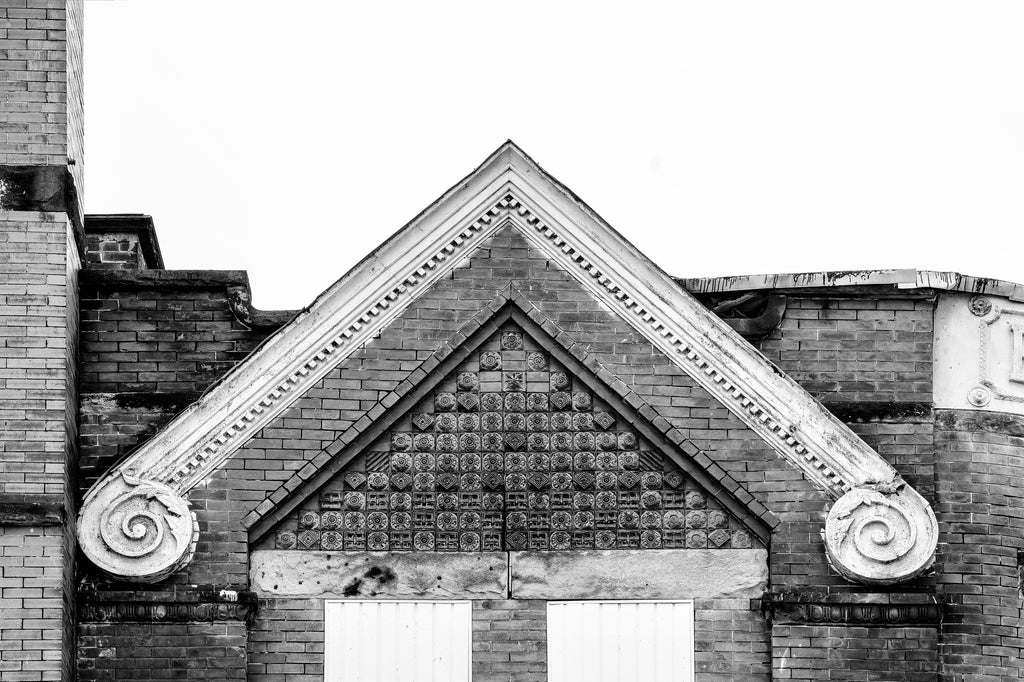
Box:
[275,325,754,552]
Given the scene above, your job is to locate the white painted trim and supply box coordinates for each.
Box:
[77,142,937,585]
[681,269,1024,301]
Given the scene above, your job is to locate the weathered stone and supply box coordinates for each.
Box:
[509,549,768,600]
[250,550,508,599]
[823,484,938,585]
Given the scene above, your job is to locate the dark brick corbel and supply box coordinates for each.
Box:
[79,589,258,625]
[0,164,85,256]
[0,494,64,526]
[761,591,943,627]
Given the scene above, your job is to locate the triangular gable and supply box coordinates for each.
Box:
[78,141,936,585]
[247,292,776,549]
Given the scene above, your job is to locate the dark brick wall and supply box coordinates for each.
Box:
[695,598,770,680]
[78,282,271,395]
[247,598,323,681]
[772,625,938,681]
[934,409,1024,682]
[77,278,278,495]
[84,232,149,270]
[77,621,247,680]
[759,296,933,404]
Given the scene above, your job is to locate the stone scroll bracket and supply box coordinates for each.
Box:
[76,142,939,585]
[822,482,937,585]
[78,471,197,584]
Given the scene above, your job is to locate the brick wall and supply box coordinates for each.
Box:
[0,213,75,497]
[83,232,149,270]
[0,526,65,681]
[934,409,1024,681]
[772,624,938,681]
[473,599,547,682]
[76,277,277,492]
[78,278,272,395]
[0,211,79,682]
[694,598,770,680]
[77,621,247,681]
[247,598,323,681]
[759,296,933,404]
[0,0,80,170]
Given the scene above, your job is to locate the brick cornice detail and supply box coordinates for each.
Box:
[77,142,937,585]
[79,590,257,624]
[763,593,943,627]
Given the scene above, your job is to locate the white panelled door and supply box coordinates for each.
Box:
[324,600,472,682]
[547,600,695,682]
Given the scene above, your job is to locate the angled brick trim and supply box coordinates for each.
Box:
[246,288,778,544]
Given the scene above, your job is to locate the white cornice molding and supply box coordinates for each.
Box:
[77,143,937,585]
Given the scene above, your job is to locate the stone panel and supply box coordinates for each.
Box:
[510,548,768,600]
[251,550,508,599]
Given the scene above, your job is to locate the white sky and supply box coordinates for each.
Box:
[84,1,1024,310]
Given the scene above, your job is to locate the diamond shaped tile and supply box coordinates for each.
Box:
[412,413,435,431]
[297,530,320,550]
[482,472,504,491]
[504,432,526,451]
[618,471,641,489]
[550,392,572,410]
[593,412,615,430]
[390,473,412,490]
[572,472,596,489]
[457,392,479,412]
[709,528,731,548]
[528,472,550,490]
[342,472,366,490]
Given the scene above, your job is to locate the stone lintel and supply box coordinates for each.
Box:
[510,549,768,601]
[250,551,508,600]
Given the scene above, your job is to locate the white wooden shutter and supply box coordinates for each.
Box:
[547,600,695,682]
[324,600,472,682]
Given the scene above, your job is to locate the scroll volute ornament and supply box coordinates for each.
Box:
[78,472,197,583]
[822,481,938,585]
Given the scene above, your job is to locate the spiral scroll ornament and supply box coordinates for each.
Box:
[78,472,197,583]
[823,482,938,585]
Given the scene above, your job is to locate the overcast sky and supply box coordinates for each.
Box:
[84,2,1024,310]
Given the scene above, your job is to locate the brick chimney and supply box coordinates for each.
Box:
[0,2,84,680]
